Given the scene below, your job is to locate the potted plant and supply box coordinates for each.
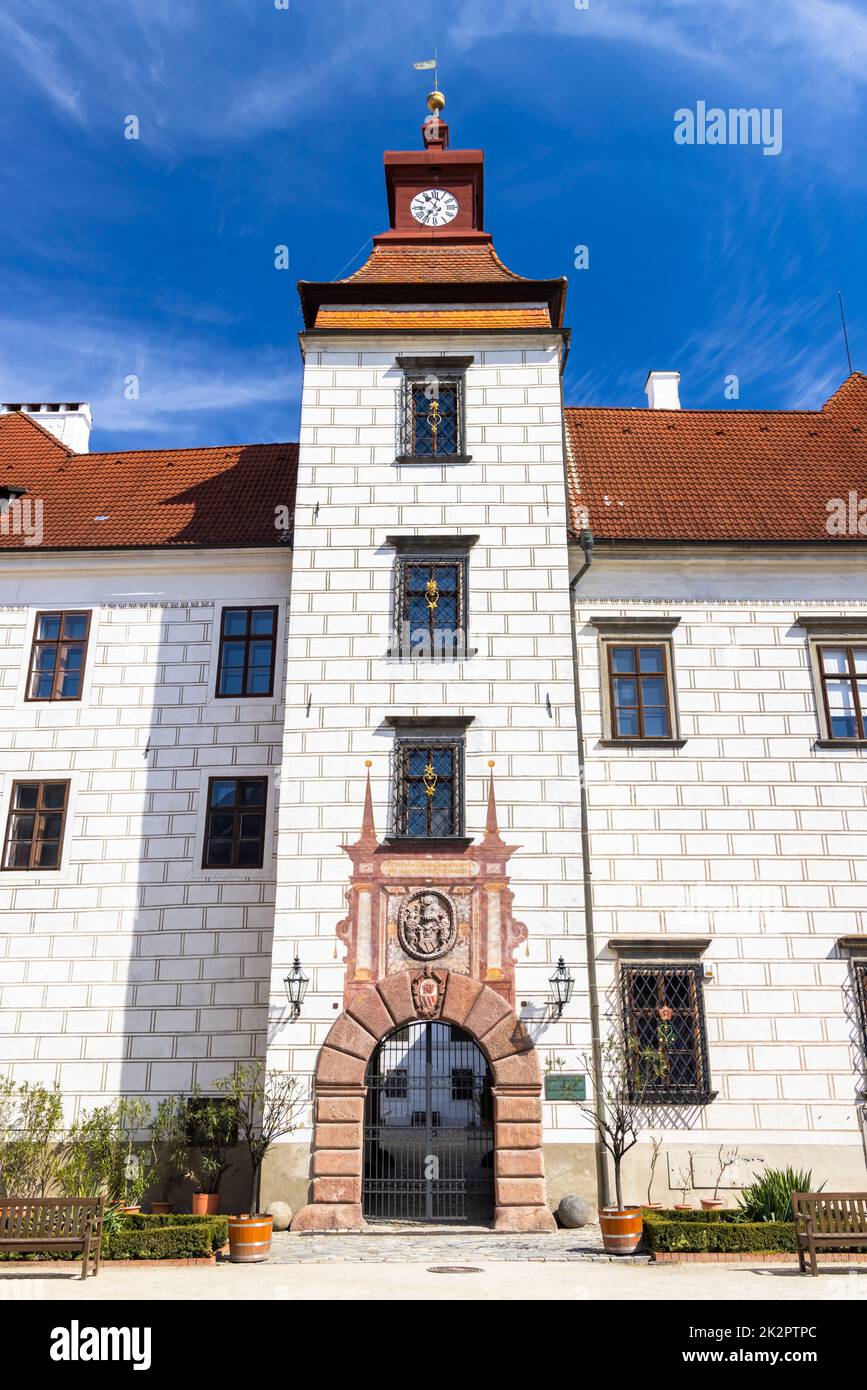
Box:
[644,1135,664,1210]
[576,1034,669,1254]
[182,1092,236,1215]
[701,1145,739,1210]
[0,1077,64,1198]
[672,1160,694,1210]
[215,1062,304,1262]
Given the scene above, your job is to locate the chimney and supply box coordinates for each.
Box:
[1,402,93,452]
[644,371,681,410]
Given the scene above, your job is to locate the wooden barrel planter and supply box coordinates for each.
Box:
[227,1214,274,1264]
[599,1206,643,1255]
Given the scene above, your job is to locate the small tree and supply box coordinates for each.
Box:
[181,1092,236,1196]
[673,1160,694,1207]
[0,1079,65,1197]
[61,1098,155,1207]
[577,1034,668,1211]
[646,1135,664,1207]
[712,1145,740,1203]
[216,1063,304,1214]
[148,1096,186,1205]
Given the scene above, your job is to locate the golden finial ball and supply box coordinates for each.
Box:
[488,760,495,768]
[426,89,446,114]
[365,760,372,768]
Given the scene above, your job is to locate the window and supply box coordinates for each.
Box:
[2,781,69,870]
[591,617,682,744]
[856,963,867,1052]
[394,556,466,658]
[451,1068,475,1102]
[202,777,268,868]
[396,356,471,461]
[621,964,713,1103]
[608,644,672,739]
[216,607,278,698]
[394,738,463,839]
[384,1068,408,1100]
[817,645,867,739]
[26,611,90,701]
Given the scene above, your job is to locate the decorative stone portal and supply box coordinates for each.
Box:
[290,968,556,1232]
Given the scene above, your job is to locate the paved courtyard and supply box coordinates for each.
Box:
[265,1227,646,1263]
[2,1261,864,1302]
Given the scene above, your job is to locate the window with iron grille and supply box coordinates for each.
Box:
[398,372,466,460]
[816,644,867,739]
[2,781,70,870]
[26,611,91,701]
[856,963,867,1053]
[394,556,466,658]
[621,964,713,1103]
[393,738,463,839]
[608,643,673,739]
[216,606,278,698]
[202,776,268,868]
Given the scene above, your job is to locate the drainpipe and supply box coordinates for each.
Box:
[568,539,610,1211]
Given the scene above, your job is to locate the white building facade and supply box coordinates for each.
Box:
[1,108,866,1223]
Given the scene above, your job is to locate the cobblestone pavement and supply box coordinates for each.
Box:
[267,1225,650,1263]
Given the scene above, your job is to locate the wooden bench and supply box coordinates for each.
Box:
[0,1197,105,1278]
[792,1192,867,1276]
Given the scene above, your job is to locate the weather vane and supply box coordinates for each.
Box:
[413,49,445,118]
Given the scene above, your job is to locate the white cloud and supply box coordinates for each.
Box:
[0,309,299,446]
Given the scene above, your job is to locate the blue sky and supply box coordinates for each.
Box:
[1,0,865,451]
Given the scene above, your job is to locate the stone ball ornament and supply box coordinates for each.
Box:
[556,1193,591,1229]
[265,1201,292,1231]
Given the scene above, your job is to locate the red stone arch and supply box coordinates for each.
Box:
[291,969,555,1232]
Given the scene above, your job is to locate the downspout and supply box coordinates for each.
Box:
[569,544,610,1211]
[559,385,610,1209]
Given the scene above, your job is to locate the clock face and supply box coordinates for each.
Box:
[410,188,459,227]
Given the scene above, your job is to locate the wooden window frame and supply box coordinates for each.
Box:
[393,736,464,840]
[25,611,91,703]
[620,963,714,1104]
[215,606,278,700]
[606,642,674,741]
[2,779,70,872]
[816,643,867,741]
[201,775,269,870]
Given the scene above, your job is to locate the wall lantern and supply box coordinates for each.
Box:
[549,957,575,1018]
[283,957,309,1018]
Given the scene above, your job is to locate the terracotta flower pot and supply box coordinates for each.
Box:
[673,1203,694,1211]
[118,1204,141,1216]
[227,1214,273,1264]
[700,1198,725,1211]
[599,1206,643,1255]
[151,1202,173,1215]
[192,1193,220,1216]
[643,1203,665,1211]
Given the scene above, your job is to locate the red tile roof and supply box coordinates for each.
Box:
[342,242,528,285]
[565,373,867,543]
[0,412,297,551]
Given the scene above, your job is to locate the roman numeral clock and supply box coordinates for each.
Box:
[410,188,459,226]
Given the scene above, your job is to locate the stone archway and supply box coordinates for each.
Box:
[291,969,556,1232]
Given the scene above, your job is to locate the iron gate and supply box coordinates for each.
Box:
[362,1021,494,1224]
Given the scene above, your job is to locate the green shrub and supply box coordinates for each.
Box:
[119,1212,228,1249]
[737,1167,819,1223]
[105,1223,216,1261]
[643,1210,797,1254]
